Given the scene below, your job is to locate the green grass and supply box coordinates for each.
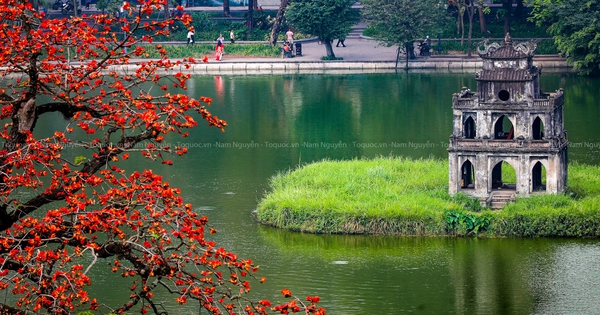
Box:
[136,43,282,59]
[256,157,600,237]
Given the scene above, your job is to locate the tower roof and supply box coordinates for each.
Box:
[477,33,537,60]
[476,68,539,81]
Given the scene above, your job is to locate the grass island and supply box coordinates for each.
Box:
[256,157,600,237]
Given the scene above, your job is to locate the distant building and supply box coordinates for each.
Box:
[448,35,568,208]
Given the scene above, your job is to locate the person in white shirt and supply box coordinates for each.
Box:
[187,28,195,45]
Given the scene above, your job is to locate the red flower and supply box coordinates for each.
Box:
[258,300,271,307]
[281,288,292,298]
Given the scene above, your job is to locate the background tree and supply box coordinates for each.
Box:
[502,0,513,34]
[515,0,524,19]
[0,0,326,314]
[223,0,231,17]
[95,0,121,15]
[477,0,489,34]
[528,0,600,76]
[361,0,446,69]
[285,0,357,59]
[269,0,291,46]
[466,0,476,57]
[454,0,466,40]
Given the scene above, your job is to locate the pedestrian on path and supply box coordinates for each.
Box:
[186,28,195,46]
[286,29,294,44]
[230,30,235,44]
[336,36,346,47]
[217,34,224,48]
[215,45,223,61]
[215,34,225,61]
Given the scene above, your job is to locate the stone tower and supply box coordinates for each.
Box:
[447,35,568,207]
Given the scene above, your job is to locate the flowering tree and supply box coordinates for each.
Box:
[0,1,325,314]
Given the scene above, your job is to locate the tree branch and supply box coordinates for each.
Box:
[36,102,103,119]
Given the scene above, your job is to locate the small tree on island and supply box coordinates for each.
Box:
[285,0,358,59]
[361,0,447,69]
[0,1,325,314]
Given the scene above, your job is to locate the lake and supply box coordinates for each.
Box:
[49,71,600,314]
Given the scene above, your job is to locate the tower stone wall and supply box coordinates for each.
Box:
[448,36,568,205]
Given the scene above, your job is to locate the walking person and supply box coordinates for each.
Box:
[286,29,294,44]
[215,34,225,61]
[229,29,235,44]
[216,34,225,49]
[336,36,346,47]
[186,27,195,45]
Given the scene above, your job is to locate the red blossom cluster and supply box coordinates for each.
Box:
[0,0,325,314]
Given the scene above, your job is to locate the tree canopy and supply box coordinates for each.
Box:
[0,0,325,314]
[361,0,447,66]
[528,0,600,76]
[285,0,357,58]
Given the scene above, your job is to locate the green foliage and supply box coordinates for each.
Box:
[95,0,118,13]
[251,10,275,31]
[362,0,448,48]
[225,43,281,56]
[536,39,559,54]
[286,0,357,42]
[452,193,483,212]
[445,210,491,235]
[157,11,284,43]
[74,156,87,165]
[257,158,600,237]
[257,157,457,234]
[135,43,281,59]
[429,38,557,55]
[528,0,600,76]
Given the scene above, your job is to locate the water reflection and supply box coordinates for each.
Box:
[26,72,600,314]
[143,73,600,314]
[257,229,600,314]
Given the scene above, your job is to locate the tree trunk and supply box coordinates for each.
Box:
[247,0,254,37]
[467,1,474,57]
[460,9,465,45]
[503,0,512,35]
[515,0,523,20]
[223,0,230,17]
[269,0,290,46]
[457,2,465,45]
[477,0,488,34]
[324,39,335,59]
[164,0,169,21]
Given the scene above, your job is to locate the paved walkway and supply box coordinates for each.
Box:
[218,38,402,63]
[60,5,568,65]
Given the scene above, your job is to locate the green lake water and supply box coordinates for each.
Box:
[43,71,600,314]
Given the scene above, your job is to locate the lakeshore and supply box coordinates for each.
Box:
[116,37,572,74]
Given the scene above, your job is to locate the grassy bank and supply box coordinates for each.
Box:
[137,43,282,59]
[256,157,600,237]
